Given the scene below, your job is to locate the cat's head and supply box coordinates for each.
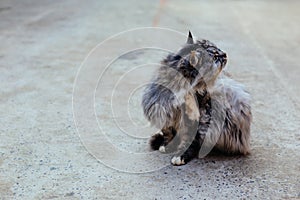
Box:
[162,31,227,90]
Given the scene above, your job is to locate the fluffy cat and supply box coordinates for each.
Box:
[142,31,252,166]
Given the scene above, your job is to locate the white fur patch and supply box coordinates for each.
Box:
[159,146,166,153]
[157,130,163,136]
[171,156,185,166]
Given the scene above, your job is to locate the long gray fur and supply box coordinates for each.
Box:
[142,32,252,165]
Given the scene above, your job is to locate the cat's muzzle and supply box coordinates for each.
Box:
[216,53,227,69]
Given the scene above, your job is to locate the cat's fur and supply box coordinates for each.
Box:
[142,31,252,166]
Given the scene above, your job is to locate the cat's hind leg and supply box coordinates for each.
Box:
[149,127,177,152]
[149,130,164,151]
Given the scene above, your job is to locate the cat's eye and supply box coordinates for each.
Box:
[173,55,182,60]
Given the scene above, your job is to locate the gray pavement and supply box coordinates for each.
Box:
[0,0,299,199]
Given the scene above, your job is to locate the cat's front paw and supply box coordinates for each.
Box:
[171,156,186,166]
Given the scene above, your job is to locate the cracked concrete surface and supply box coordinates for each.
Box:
[0,0,299,199]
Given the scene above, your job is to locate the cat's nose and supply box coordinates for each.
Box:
[223,56,227,64]
[222,53,227,66]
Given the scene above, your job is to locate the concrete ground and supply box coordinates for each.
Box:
[0,0,299,199]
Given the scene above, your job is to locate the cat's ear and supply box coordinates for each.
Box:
[189,51,201,67]
[186,31,194,44]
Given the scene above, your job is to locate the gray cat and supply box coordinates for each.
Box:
[142,31,252,166]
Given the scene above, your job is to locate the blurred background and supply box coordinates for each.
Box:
[0,0,299,199]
